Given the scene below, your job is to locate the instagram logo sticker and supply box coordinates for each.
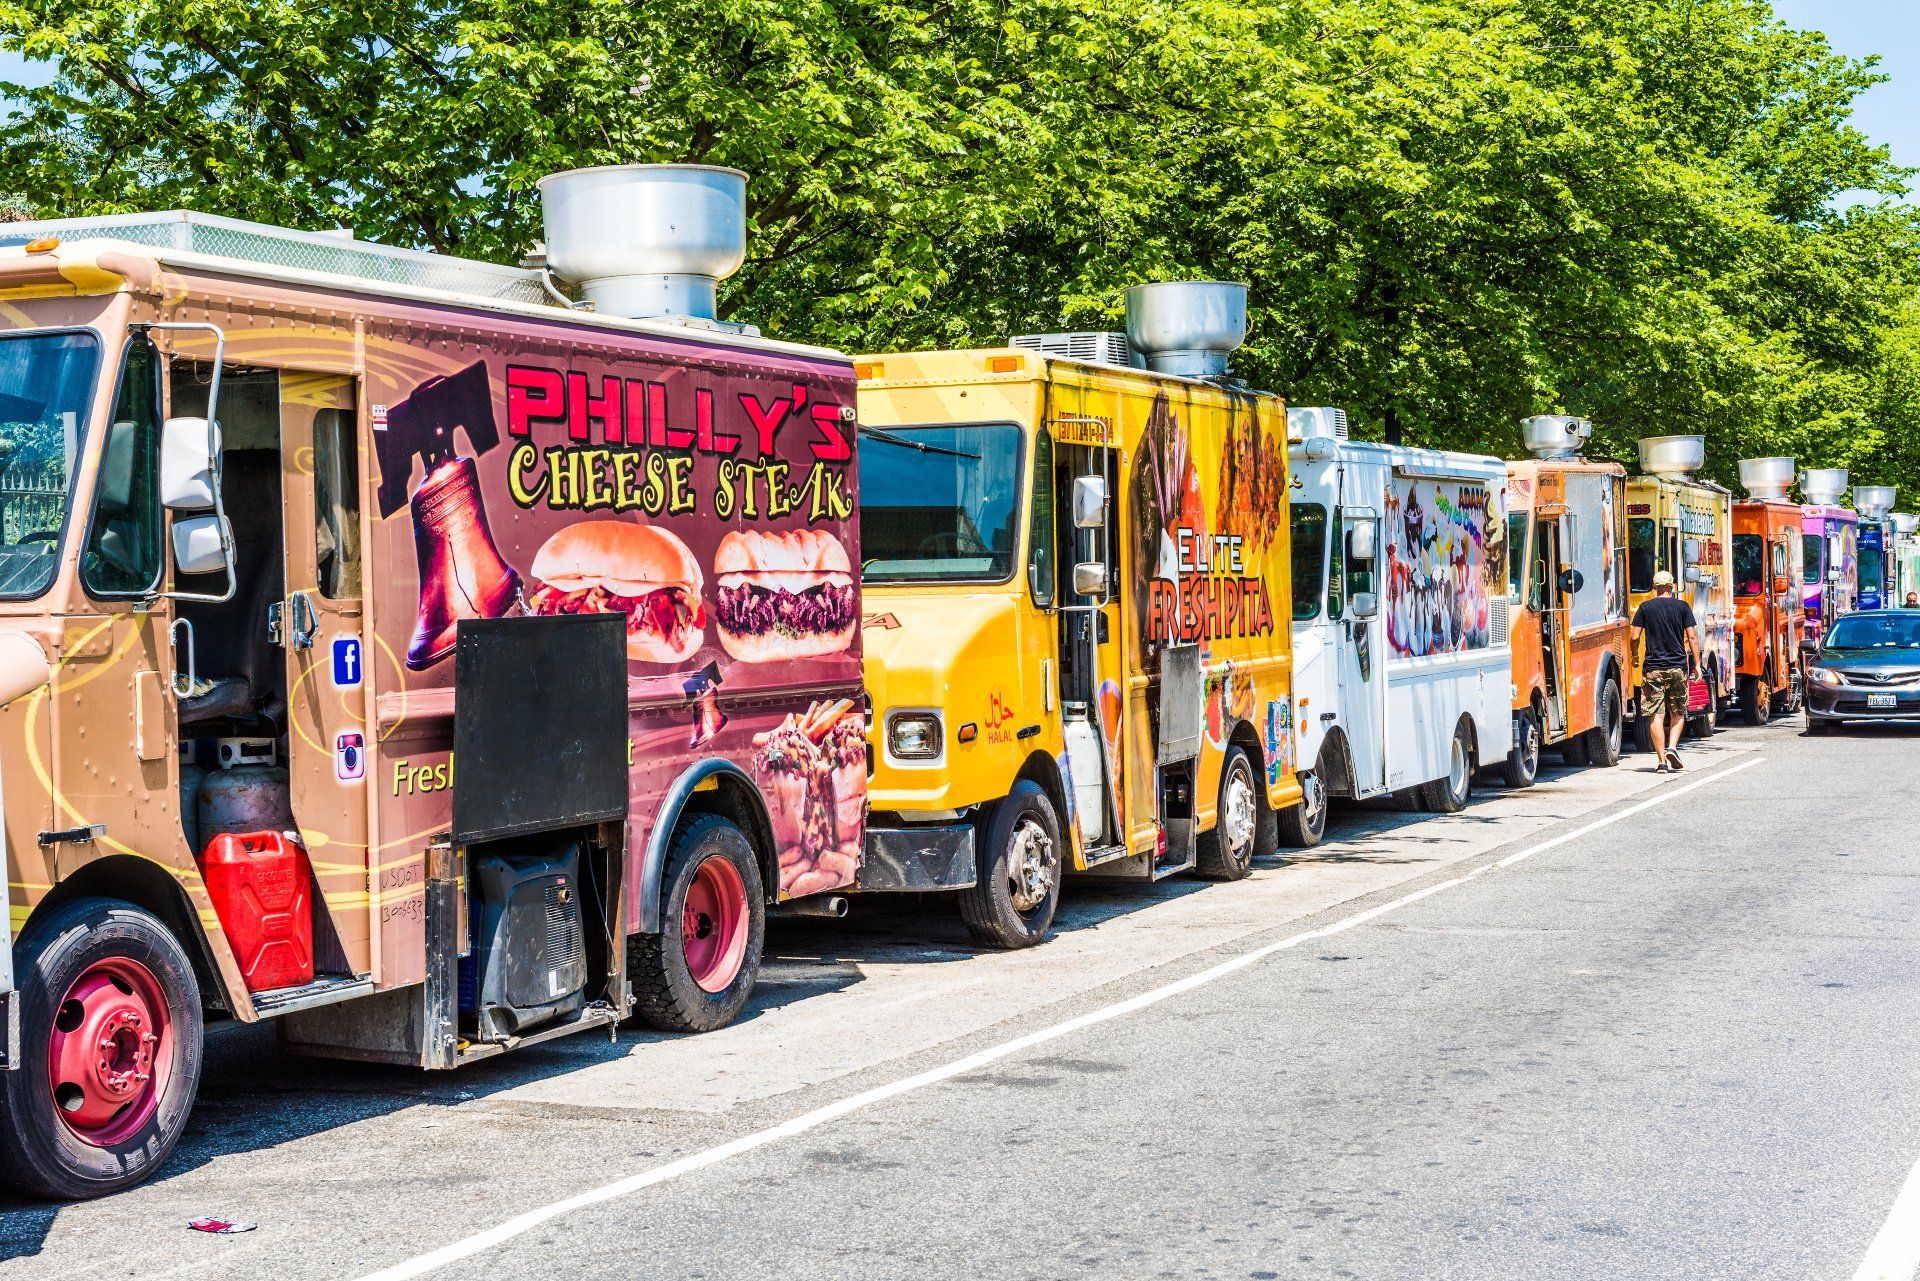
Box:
[336,731,366,782]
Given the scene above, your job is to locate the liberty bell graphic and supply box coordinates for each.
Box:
[376,361,521,670]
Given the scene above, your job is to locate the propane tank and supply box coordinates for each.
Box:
[179,760,208,855]
[1063,710,1107,845]
[198,737,295,849]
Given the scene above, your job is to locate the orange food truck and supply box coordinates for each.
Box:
[1730,457,1806,724]
[0,167,871,1198]
[1499,416,1629,785]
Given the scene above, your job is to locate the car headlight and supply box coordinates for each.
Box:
[1810,666,1843,687]
[888,712,943,760]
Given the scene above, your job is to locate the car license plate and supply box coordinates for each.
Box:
[1869,693,1897,710]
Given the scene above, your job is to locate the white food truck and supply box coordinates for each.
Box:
[1279,408,1514,844]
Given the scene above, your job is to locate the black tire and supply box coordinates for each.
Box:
[631,814,766,1034]
[1417,721,1474,814]
[959,780,1061,949]
[1559,723,1591,766]
[1197,747,1276,880]
[1584,679,1625,767]
[1806,712,1835,737]
[0,897,203,1200]
[1501,709,1541,788]
[1739,673,1768,726]
[1277,762,1329,849]
[1631,710,1654,755]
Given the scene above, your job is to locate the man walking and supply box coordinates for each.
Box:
[1631,570,1700,773]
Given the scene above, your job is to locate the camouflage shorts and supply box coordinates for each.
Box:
[1640,668,1690,722]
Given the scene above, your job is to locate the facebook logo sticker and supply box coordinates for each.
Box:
[331,637,362,688]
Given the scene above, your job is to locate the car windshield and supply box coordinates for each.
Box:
[0,331,99,597]
[859,423,1025,583]
[1824,613,1920,652]
[1733,534,1765,596]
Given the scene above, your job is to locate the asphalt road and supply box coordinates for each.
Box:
[4,718,1918,1280]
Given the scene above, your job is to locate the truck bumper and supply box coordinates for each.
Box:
[857,824,977,892]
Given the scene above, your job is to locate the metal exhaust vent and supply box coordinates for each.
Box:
[1736,456,1796,501]
[538,164,747,322]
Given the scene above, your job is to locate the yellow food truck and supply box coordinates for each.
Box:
[852,284,1308,947]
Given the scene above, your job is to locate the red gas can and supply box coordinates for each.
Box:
[198,831,315,992]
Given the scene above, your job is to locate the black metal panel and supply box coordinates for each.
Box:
[453,614,628,845]
[858,824,977,891]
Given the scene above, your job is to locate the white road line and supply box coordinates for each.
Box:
[358,754,1765,1281]
[1853,1148,1920,1281]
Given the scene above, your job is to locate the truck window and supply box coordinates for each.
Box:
[1859,543,1884,593]
[1343,524,1374,600]
[1732,534,1764,597]
[313,407,361,598]
[0,330,99,599]
[1506,512,1527,600]
[1772,541,1787,578]
[1802,530,1823,582]
[860,422,1024,584]
[81,334,166,597]
[1027,430,1055,609]
[1628,517,1656,593]
[1327,514,1346,619]
[1290,504,1327,620]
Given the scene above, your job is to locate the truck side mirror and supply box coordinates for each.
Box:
[1683,536,1702,565]
[1350,591,1379,620]
[1071,475,1108,530]
[171,514,232,575]
[1559,566,1584,594]
[1685,565,1703,584]
[1773,574,1792,594]
[1072,561,1107,598]
[1347,520,1377,563]
[161,415,220,510]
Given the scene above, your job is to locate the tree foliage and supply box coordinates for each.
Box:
[1,0,1915,491]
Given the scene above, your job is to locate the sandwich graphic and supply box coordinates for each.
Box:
[526,520,706,664]
[712,529,856,663]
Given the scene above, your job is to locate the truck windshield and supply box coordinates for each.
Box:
[1733,535,1765,596]
[1803,530,1824,582]
[1290,505,1327,619]
[0,331,100,597]
[1859,546,1884,591]
[860,423,1025,583]
[1628,517,1656,593]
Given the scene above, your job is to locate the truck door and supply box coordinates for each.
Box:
[278,375,373,976]
[1536,513,1570,735]
[1331,507,1386,794]
[1052,428,1125,855]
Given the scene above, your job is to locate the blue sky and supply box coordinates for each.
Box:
[0,2,1915,198]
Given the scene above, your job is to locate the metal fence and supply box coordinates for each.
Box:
[0,458,66,545]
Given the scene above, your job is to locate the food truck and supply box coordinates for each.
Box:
[1498,416,1628,785]
[1284,406,1512,831]
[1625,435,1735,737]
[0,166,871,1197]
[1893,512,1920,605]
[854,283,1306,943]
[1730,457,1807,724]
[1800,468,1858,645]
[1852,485,1898,611]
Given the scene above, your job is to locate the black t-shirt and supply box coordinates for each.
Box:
[1632,595,1697,671]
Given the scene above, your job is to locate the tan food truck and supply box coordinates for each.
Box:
[0,166,870,1198]
[852,284,1307,947]
[1625,434,1735,740]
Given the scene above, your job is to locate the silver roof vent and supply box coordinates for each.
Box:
[1522,414,1591,460]
[1801,467,1849,507]
[1009,331,1138,369]
[538,164,746,322]
[1855,484,1897,519]
[1287,407,1349,441]
[1892,512,1919,536]
[1123,281,1247,378]
[1737,456,1796,501]
[1637,434,1706,480]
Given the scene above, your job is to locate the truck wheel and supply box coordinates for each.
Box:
[1584,680,1624,767]
[1739,673,1768,726]
[0,897,203,1200]
[631,814,765,1034]
[1197,747,1275,880]
[1417,721,1474,814]
[1501,710,1540,788]
[959,780,1061,949]
[1277,762,1328,849]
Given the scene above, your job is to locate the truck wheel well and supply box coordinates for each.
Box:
[1317,727,1356,799]
[1460,714,1484,772]
[1226,721,1271,806]
[679,773,779,902]
[1017,751,1070,833]
[29,855,227,1013]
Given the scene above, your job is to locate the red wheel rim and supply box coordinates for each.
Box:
[46,957,173,1147]
[682,856,749,994]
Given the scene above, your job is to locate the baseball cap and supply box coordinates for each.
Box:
[1651,570,1675,589]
